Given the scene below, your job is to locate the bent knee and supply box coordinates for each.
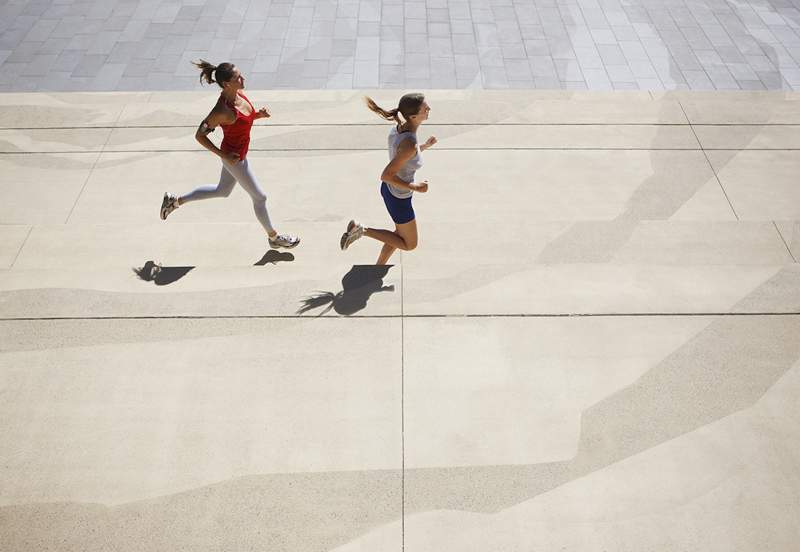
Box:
[403,239,418,251]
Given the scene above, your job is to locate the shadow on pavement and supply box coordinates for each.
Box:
[254,250,295,266]
[297,265,395,316]
[133,261,194,286]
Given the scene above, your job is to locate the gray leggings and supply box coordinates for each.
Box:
[179,158,275,234]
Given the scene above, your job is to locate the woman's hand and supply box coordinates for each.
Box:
[421,136,437,150]
[255,107,271,119]
[411,180,429,193]
[221,151,240,164]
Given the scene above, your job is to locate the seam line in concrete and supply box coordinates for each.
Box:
[8,148,800,155]
[63,123,118,224]
[6,147,800,155]
[8,226,33,269]
[773,220,797,263]
[678,100,740,221]
[400,254,405,552]
[3,312,799,322]
[5,123,800,131]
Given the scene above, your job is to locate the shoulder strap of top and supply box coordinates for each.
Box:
[239,92,255,112]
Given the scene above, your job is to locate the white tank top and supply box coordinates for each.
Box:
[386,126,423,200]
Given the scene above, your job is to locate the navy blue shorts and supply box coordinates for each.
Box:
[380,182,415,225]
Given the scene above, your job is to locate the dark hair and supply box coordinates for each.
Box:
[365,93,426,124]
[192,59,236,88]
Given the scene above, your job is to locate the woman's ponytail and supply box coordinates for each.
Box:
[365,96,401,123]
[193,59,217,85]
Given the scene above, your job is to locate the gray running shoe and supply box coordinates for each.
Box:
[340,220,364,250]
[160,193,179,220]
[269,233,301,249]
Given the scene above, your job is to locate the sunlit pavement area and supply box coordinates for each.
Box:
[0,88,798,550]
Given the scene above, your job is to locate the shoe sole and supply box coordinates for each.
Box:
[160,195,171,221]
[270,238,301,250]
[341,220,358,250]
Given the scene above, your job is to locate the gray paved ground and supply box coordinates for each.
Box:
[1,0,800,91]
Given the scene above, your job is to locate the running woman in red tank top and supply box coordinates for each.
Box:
[159,60,300,250]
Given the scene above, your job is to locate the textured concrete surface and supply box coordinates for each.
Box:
[2,0,800,91]
[1,89,799,551]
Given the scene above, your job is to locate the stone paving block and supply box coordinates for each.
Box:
[745,56,775,71]
[440,17,468,34]
[582,67,613,89]
[452,33,477,54]
[597,43,627,64]
[555,59,584,80]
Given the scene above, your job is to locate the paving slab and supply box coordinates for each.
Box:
[0,90,681,128]
[98,124,701,153]
[680,97,800,124]
[67,150,386,226]
[420,149,723,222]
[0,222,401,318]
[401,220,795,316]
[403,315,718,468]
[775,220,800,261]
[0,93,141,128]
[706,150,800,219]
[0,127,111,152]
[0,225,30,268]
[0,152,99,224]
[113,95,689,126]
[694,124,800,149]
[400,345,800,551]
[0,317,402,551]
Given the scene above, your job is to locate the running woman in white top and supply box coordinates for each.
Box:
[340,93,436,265]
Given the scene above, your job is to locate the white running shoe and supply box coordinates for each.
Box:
[269,233,301,249]
[340,220,364,250]
[160,193,179,220]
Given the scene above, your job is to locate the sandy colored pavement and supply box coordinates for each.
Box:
[1,89,799,552]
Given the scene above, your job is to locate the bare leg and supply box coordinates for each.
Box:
[376,243,396,265]
[365,220,418,265]
[364,228,407,249]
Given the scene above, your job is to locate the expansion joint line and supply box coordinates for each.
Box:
[774,221,798,263]
[63,112,121,224]
[400,257,405,552]
[678,100,739,221]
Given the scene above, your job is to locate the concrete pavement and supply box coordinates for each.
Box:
[1,89,799,551]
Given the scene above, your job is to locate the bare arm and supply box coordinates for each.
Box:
[195,108,238,162]
[381,139,428,192]
[419,136,437,151]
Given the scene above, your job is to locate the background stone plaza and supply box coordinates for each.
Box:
[1,0,800,91]
[1,1,800,552]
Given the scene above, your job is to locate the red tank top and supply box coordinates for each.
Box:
[220,92,256,160]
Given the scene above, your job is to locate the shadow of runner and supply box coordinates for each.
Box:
[133,261,194,286]
[297,265,395,316]
[254,250,295,266]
